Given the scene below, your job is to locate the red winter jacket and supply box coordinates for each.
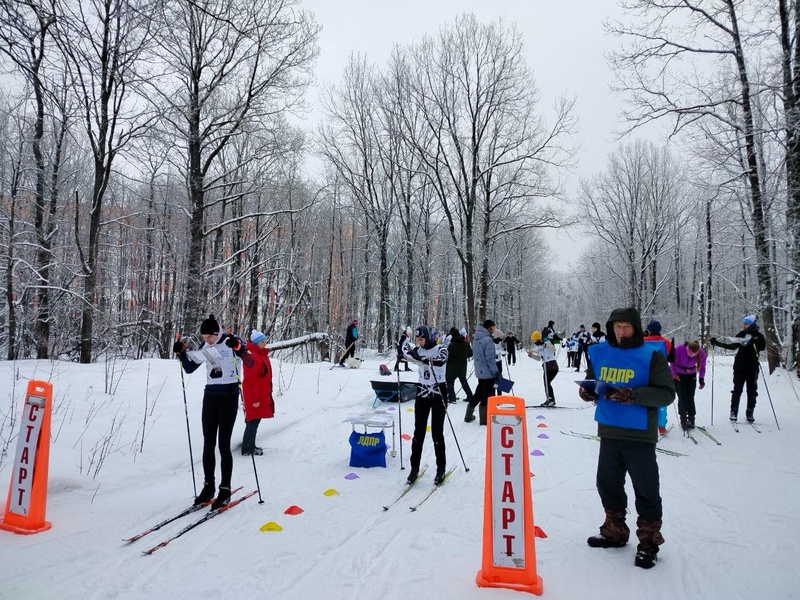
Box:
[242,340,274,421]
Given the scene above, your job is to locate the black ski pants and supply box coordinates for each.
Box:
[575,346,587,371]
[542,361,558,402]
[446,373,473,403]
[507,346,517,365]
[675,374,698,423]
[201,389,239,488]
[410,384,447,471]
[468,378,497,409]
[596,438,662,522]
[731,369,758,413]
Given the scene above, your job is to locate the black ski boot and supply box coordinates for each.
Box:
[406,467,420,485]
[211,486,232,510]
[587,535,627,548]
[634,518,664,568]
[434,468,446,485]
[194,481,215,505]
[745,410,755,423]
[635,544,658,569]
[587,509,629,548]
[464,404,476,423]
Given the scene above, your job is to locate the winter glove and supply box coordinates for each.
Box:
[578,387,597,403]
[607,387,633,405]
[209,367,223,379]
[225,336,241,350]
[173,340,185,355]
[407,347,421,362]
[698,378,705,390]
[709,337,718,347]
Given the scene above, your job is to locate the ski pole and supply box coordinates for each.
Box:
[755,345,780,430]
[176,333,197,497]
[233,341,264,504]
[397,367,404,470]
[430,359,470,473]
[250,453,265,504]
[710,344,715,426]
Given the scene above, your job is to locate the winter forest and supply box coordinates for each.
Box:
[2,0,800,373]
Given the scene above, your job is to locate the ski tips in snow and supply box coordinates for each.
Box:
[140,488,256,555]
[409,468,455,511]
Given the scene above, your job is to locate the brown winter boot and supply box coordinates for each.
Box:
[464,404,476,423]
[634,518,664,569]
[478,405,487,426]
[587,509,629,548]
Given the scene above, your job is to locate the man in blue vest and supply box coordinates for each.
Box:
[577,307,675,569]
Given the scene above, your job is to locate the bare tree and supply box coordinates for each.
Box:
[148,0,319,335]
[578,140,690,311]
[0,0,62,358]
[319,55,402,351]
[401,14,576,332]
[53,0,155,362]
[607,0,780,371]
[778,0,800,373]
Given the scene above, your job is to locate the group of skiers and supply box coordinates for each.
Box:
[562,323,606,371]
[171,309,767,572]
[572,309,767,569]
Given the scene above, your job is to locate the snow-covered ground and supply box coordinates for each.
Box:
[0,348,798,600]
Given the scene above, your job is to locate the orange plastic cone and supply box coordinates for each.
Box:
[1,380,53,534]
[475,395,543,595]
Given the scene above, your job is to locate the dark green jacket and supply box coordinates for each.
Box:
[586,307,675,443]
[446,334,473,378]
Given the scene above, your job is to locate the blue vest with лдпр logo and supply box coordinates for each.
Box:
[587,342,657,431]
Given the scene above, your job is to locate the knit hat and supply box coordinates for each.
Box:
[605,307,644,348]
[459,328,466,336]
[646,320,662,335]
[414,325,434,349]
[250,330,267,344]
[449,327,459,337]
[531,330,542,342]
[742,315,756,326]
[200,314,220,335]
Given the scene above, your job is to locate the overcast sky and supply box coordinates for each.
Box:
[299,0,634,269]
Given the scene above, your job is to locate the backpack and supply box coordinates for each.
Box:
[379,364,391,376]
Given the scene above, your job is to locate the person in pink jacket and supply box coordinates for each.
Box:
[670,341,707,430]
[241,330,275,456]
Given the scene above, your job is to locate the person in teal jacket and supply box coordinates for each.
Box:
[578,307,675,570]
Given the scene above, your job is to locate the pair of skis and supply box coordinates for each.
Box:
[561,430,687,457]
[730,420,761,433]
[678,425,723,446]
[124,486,256,555]
[382,466,455,512]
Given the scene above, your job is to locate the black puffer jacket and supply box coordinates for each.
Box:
[712,325,766,375]
[446,331,473,378]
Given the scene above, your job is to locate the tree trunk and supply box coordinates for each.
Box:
[727,0,780,372]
